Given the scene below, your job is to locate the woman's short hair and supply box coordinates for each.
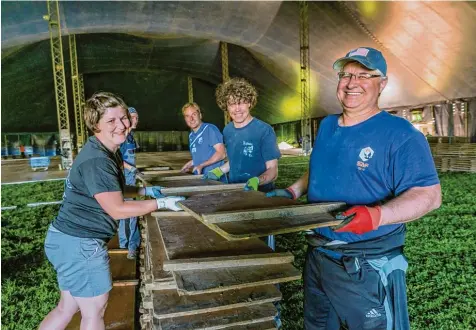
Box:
[84,92,128,133]
[215,77,258,111]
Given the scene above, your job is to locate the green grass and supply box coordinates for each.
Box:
[1,160,475,329]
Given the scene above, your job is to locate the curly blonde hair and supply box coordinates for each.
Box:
[215,77,258,112]
[84,92,128,133]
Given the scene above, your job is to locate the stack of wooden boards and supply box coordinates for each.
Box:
[430,143,476,173]
[137,170,344,329]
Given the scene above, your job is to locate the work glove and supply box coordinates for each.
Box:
[243,177,260,191]
[144,186,164,198]
[334,205,381,235]
[202,167,224,181]
[265,188,296,199]
[156,196,186,212]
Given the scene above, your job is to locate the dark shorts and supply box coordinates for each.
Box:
[44,225,112,298]
[303,247,410,330]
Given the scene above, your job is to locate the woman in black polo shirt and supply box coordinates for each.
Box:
[39,92,183,329]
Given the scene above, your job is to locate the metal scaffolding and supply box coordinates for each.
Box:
[221,42,231,125]
[78,74,87,141]
[44,0,73,169]
[69,34,86,150]
[299,1,311,154]
[188,76,194,103]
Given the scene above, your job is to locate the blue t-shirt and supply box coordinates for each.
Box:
[223,118,281,192]
[308,111,439,245]
[189,123,224,174]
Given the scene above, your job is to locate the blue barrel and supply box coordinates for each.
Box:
[8,146,20,156]
[1,147,8,157]
[45,148,56,156]
[24,146,34,157]
[33,145,46,156]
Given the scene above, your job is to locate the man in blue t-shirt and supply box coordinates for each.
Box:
[180,102,226,176]
[204,77,281,248]
[267,47,441,329]
[118,107,141,259]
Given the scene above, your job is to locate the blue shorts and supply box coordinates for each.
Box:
[44,225,112,298]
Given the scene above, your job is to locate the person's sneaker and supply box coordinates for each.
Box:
[127,250,137,260]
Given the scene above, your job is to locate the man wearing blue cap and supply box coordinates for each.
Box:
[267,47,441,329]
[119,107,141,259]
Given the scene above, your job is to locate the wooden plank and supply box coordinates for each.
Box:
[178,191,297,221]
[154,179,223,188]
[230,321,277,330]
[159,303,277,330]
[145,214,174,282]
[152,285,281,319]
[214,213,342,239]
[66,286,135,330]
[154,214,272,260]
[151,174,204,181]
[142,169,183,175]
[160,183,245,197]
[163,253,294,271]
[109,253,137,281]
[202,202,345,223]
[173,263,301,296]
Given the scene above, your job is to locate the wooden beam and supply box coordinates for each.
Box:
[158,303,277,330]
[173,263,301,296]
[153,285,281,319]
[150,174,204,181]
[163,253,294,271]
[202,202,345,223]
[160,183,244,197]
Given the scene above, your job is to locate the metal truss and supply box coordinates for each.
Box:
[300,1,312,152]
[221,42,231,125]
[69,34,86,150]
[44,0,73,169]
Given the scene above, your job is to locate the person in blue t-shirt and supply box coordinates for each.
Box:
[118,107,142,259]
[204,77,281,248]
[180,102,226,176]
[267,47,441,329]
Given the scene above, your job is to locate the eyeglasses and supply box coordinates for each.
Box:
[337,72,383,81]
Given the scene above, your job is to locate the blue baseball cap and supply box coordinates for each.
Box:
[333,47,387,76]
[128,107,138,114]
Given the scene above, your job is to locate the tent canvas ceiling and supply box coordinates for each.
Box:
[2,1,476,132]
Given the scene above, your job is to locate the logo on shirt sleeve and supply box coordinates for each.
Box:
[357,146,374,171]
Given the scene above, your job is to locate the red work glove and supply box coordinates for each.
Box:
[334,205,381,235]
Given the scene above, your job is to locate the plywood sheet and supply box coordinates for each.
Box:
[214,213,342,239]
[109,252,136,281]
[145,214,173,282]
[66,286,135,330]
[154,213,272,260]
[158,303,277,330]
[179,191,297,219]
[153,285,281,319]
[173,263,301,296]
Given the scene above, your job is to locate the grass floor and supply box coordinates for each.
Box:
[1,157,475,329]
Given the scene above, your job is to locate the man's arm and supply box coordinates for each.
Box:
[123,161,135,171]
[181,160,194,173]
[287,170,310,199]
[380,184,441,225]
[257,159,279,186]
[193,143,226,174]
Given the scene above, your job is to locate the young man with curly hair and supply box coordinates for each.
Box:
[204,77,281,249]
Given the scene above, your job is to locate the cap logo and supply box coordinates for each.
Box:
[349,48,369,57]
